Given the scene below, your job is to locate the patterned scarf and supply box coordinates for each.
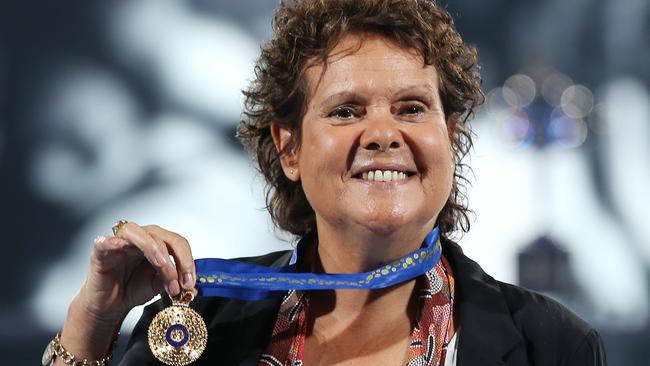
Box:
[259,256,456,366]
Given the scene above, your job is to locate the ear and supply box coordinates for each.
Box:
[446,113,459,169]
[270,122,300,181]
[446,113,459,139]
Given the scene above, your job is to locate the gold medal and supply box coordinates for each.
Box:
[148,291,208,366]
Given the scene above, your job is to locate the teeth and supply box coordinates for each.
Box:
[360,170,409,182]
[374,170,383,181]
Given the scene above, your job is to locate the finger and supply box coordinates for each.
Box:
[91,235,137,272]
[149,233,183,293]
[144,225,196,290]
[115,221,181,296]
[96,236,145,258]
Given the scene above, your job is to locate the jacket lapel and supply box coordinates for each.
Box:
[203,296,283,365]
[195,251,292,366]
[443,240,524,366]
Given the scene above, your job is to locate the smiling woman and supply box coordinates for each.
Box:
[45,1,606,366]
[237,1,482,240]
[274,35,455,264]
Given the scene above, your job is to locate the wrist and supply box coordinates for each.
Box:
[48,331,118,366]
[59,296,123,360]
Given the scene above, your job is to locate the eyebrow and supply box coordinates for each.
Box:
[320,91,367,107]
[319,84,438,107]
[390,84,437,105]
[390,84,437,98]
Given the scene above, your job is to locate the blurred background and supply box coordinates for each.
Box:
[1,0,648,364]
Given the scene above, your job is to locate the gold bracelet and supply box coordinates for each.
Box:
[42,332,119,366]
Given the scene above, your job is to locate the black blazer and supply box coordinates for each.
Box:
[120,240,607,365]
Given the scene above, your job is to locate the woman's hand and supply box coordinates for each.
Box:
[57,222,196,362]
[81,222,196,322]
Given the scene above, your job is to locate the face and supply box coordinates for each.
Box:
[277,34,455,238]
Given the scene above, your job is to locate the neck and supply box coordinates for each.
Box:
[302,219,433,322]
[312,219,433,274]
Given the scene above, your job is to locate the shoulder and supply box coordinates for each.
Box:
[496,281,606,364]
[496,280,588,333]
[496,280,598,343]
[442,239,606,365]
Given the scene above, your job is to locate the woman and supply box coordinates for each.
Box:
[44,1,606,365]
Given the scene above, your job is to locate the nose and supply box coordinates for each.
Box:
[360,111,404,151]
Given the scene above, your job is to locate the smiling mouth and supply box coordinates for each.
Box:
[353,170,415,182]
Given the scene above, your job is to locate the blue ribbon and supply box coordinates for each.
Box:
[195,227,441,301]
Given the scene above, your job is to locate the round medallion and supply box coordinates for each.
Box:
[148,302,208,366]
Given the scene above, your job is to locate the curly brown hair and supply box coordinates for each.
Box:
[238,0,483,240]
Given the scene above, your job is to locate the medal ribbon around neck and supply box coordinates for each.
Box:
[148,227,441,365]
[194,226,441,300]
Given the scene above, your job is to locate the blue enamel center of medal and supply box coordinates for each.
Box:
[165,323,190,348]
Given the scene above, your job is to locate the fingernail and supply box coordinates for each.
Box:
[108,237,122,246]
[169,280,180,296]
[183,273,194,288]
[154,251,168,267]
[94,236,106,244]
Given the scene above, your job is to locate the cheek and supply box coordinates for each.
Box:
[297,126,352,220]
[300,125,347,172]
[419,127,455,191]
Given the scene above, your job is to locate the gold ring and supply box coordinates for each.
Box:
[112,220,129,237]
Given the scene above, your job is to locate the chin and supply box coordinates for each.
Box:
[361,203,443,236]
[358,210,416,236]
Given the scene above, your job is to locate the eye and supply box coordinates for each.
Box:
[400,103,425,116]
[329,106,360,120]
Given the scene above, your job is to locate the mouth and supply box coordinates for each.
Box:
[352,169,416,182]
